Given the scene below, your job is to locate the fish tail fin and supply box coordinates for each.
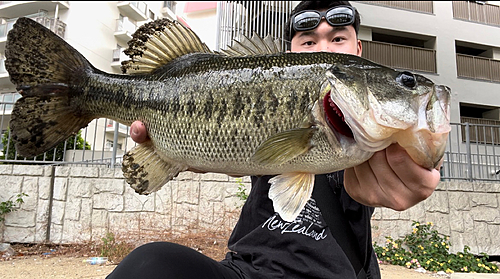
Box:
[5,17,94,157]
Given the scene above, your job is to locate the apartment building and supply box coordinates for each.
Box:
[354,1,500,180]
[0,1,177,162]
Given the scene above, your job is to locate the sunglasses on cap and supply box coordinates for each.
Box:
[291,5,356,32]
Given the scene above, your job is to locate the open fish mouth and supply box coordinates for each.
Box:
[325,74,451,170]
[323,91,354,139]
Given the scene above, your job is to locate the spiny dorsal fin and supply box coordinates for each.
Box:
[121,18,212,74]
[219,32,283,56]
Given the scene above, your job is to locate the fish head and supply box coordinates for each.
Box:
[322,54,451,169]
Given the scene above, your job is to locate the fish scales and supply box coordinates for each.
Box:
[76,53,346,175]
[5,18,451,222]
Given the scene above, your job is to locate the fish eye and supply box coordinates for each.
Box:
[397,71,417,88]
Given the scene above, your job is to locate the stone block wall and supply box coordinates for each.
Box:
[372,181,500,255]
[0,165,248,244]
[1,165,499,255]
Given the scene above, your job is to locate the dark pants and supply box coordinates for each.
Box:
[106,242,245,279]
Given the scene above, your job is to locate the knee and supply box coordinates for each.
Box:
[107,242,187,279]
[130,242,187,262]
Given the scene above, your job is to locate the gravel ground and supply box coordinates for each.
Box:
[0,238,452,279]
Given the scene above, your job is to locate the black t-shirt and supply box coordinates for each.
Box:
[221,171,381,279]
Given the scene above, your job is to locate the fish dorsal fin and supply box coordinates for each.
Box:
[219,32,283,56]
[121,18,212,74]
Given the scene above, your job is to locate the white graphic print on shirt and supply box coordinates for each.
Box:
[261,198,327,241]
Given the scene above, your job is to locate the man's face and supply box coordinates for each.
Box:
[290,19,362,56]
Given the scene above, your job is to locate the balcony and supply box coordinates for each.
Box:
[162,1,176,20]
[114,17,136,42]
[456,54,500,83]
[0,57,11,87]
[117,1,148,22]
[0,1,69,18]
[111,48,128,70]
[106,120,129,138]
[358,1,433,14]
[0,15,66,52]
[361,40,437,73]
[0,92,20,116]
[453,1,500,27]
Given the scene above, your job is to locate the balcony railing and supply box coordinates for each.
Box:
[112,48,128,63]
[453,1,500,27]
[0,57,6,74]
[460,117,500,145]
[456,53,500,83]
[0,19,14,38]
[358,1,433,13]
[361,40,437,73]
[0,16,65,39]
[117,1,148,22]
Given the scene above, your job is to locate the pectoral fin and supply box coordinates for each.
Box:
[122,142,187,194]
[269,173,315,222]
[251,127,316,166]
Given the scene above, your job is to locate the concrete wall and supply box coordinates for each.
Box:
[1,165,499,255]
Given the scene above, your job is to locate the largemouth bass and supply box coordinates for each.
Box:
[5,18,451,222]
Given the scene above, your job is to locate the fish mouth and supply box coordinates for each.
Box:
[323,92,354,138]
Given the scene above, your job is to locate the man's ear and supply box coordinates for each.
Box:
[357,39,362,56]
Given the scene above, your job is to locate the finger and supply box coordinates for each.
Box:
[130,121,150,144]
[344,159,387,208]
[385,144,439,205]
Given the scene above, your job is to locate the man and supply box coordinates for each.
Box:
[108,1,440,278]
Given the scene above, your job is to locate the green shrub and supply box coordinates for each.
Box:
[0,193,28,222]
[374,221,498,274]
[235,178,248,201]
[100,232,134,263]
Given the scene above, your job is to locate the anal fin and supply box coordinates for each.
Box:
[269,173,315,222]
[122,142,187,194]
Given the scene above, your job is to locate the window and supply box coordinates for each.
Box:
[106,140,122,150]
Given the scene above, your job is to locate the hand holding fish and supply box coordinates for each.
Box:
[344,143,441,210]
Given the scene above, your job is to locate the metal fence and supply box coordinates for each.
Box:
[0,97,135,167]
[442,122,500,182]
[0,98,499,182]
